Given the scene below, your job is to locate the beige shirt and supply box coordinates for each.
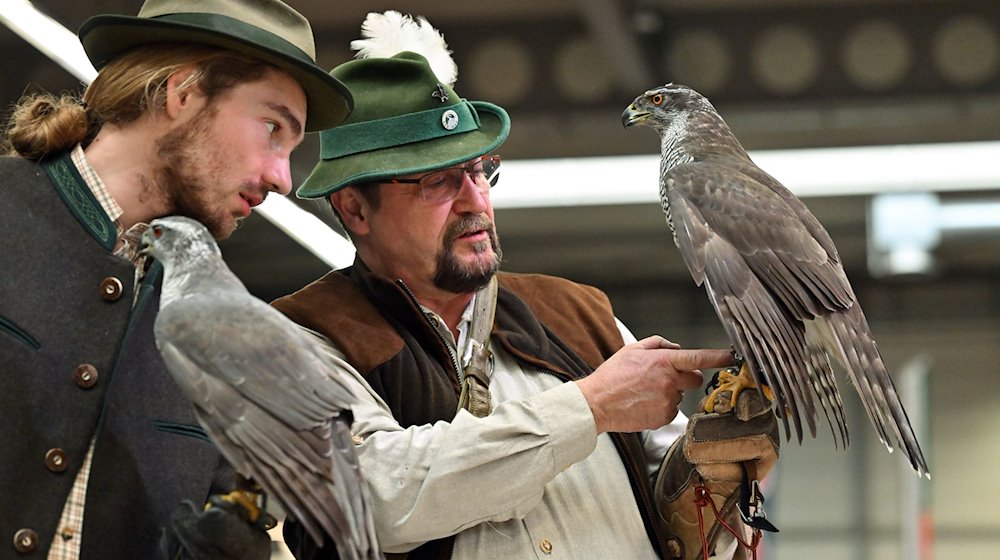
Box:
[307,294,689,559]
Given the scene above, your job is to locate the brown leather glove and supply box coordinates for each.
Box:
[654,387,779,560]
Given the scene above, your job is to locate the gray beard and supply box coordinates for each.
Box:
[432,214,502,293]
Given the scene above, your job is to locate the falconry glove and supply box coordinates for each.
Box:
[654,387,779,560]
[157,493,274,560]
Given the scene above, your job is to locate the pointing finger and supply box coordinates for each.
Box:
[635,335,682,350]
[668,348,734,372]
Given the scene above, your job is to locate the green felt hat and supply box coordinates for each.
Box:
[78,0,352,132]
[296,51,510,199]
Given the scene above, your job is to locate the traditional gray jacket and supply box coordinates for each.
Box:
[0,153,232,558]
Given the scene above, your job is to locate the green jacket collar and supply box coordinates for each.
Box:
[42,151,116,251]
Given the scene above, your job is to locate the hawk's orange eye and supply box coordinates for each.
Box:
[153,226,163,238]
[651,94,664,105]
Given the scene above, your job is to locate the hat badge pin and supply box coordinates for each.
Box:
[432,83,449,103]
[441,109,459,130]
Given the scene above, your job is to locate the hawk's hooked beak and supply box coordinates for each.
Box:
[139,228,155,257]
[621,104,649,128]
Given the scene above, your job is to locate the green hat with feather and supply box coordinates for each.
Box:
[296,11,510,199]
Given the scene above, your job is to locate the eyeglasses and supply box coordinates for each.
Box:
[385,155,501,203]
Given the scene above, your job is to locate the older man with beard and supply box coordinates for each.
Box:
[0,0,351,558]
[272,12,779,560]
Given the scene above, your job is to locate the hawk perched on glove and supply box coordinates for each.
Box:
[622,84,929,477]
[141,216,382,560]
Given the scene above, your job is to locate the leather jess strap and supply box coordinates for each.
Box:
[456,276,497,417]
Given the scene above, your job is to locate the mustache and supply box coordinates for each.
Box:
[445,214,495,243]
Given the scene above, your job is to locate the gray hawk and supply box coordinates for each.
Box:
[140,216,382,559]
[622,84,929,478]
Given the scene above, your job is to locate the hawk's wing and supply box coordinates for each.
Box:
[155,291,379,559]
[664,157,857,446]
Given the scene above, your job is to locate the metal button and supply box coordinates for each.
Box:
[539,539,553,554]
[99,277,124,301]
[666,537,683,559]
[13,528,38,553]
[74,364,98,389]
[45,448,68,473]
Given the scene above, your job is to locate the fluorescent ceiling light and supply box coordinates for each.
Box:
[0,0,97,82]
[493,141,1000,208]
[5,0,1000,269]
[256,196,356,269]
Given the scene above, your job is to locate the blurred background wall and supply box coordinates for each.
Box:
[4,1,998,558]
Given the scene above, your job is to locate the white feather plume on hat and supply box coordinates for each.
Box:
[351,10,458,87]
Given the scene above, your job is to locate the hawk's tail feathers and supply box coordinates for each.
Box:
[234,411,381,558]
[824,309,930,477]
[803,325,850,449]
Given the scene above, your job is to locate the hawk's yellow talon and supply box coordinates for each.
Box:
[761,383,774,401]
[704,363,768,413]
[208,489,263,523]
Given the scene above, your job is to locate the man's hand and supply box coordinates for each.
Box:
[157,494,273,560]
[576,336,733,433]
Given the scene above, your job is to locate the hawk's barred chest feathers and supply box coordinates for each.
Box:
[658,116,693,242]
[656,98,748,244]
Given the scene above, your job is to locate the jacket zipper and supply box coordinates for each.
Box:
[395,279,464,388]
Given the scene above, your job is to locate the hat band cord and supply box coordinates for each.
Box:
[151,13,314,64]
[319,100,481,160]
